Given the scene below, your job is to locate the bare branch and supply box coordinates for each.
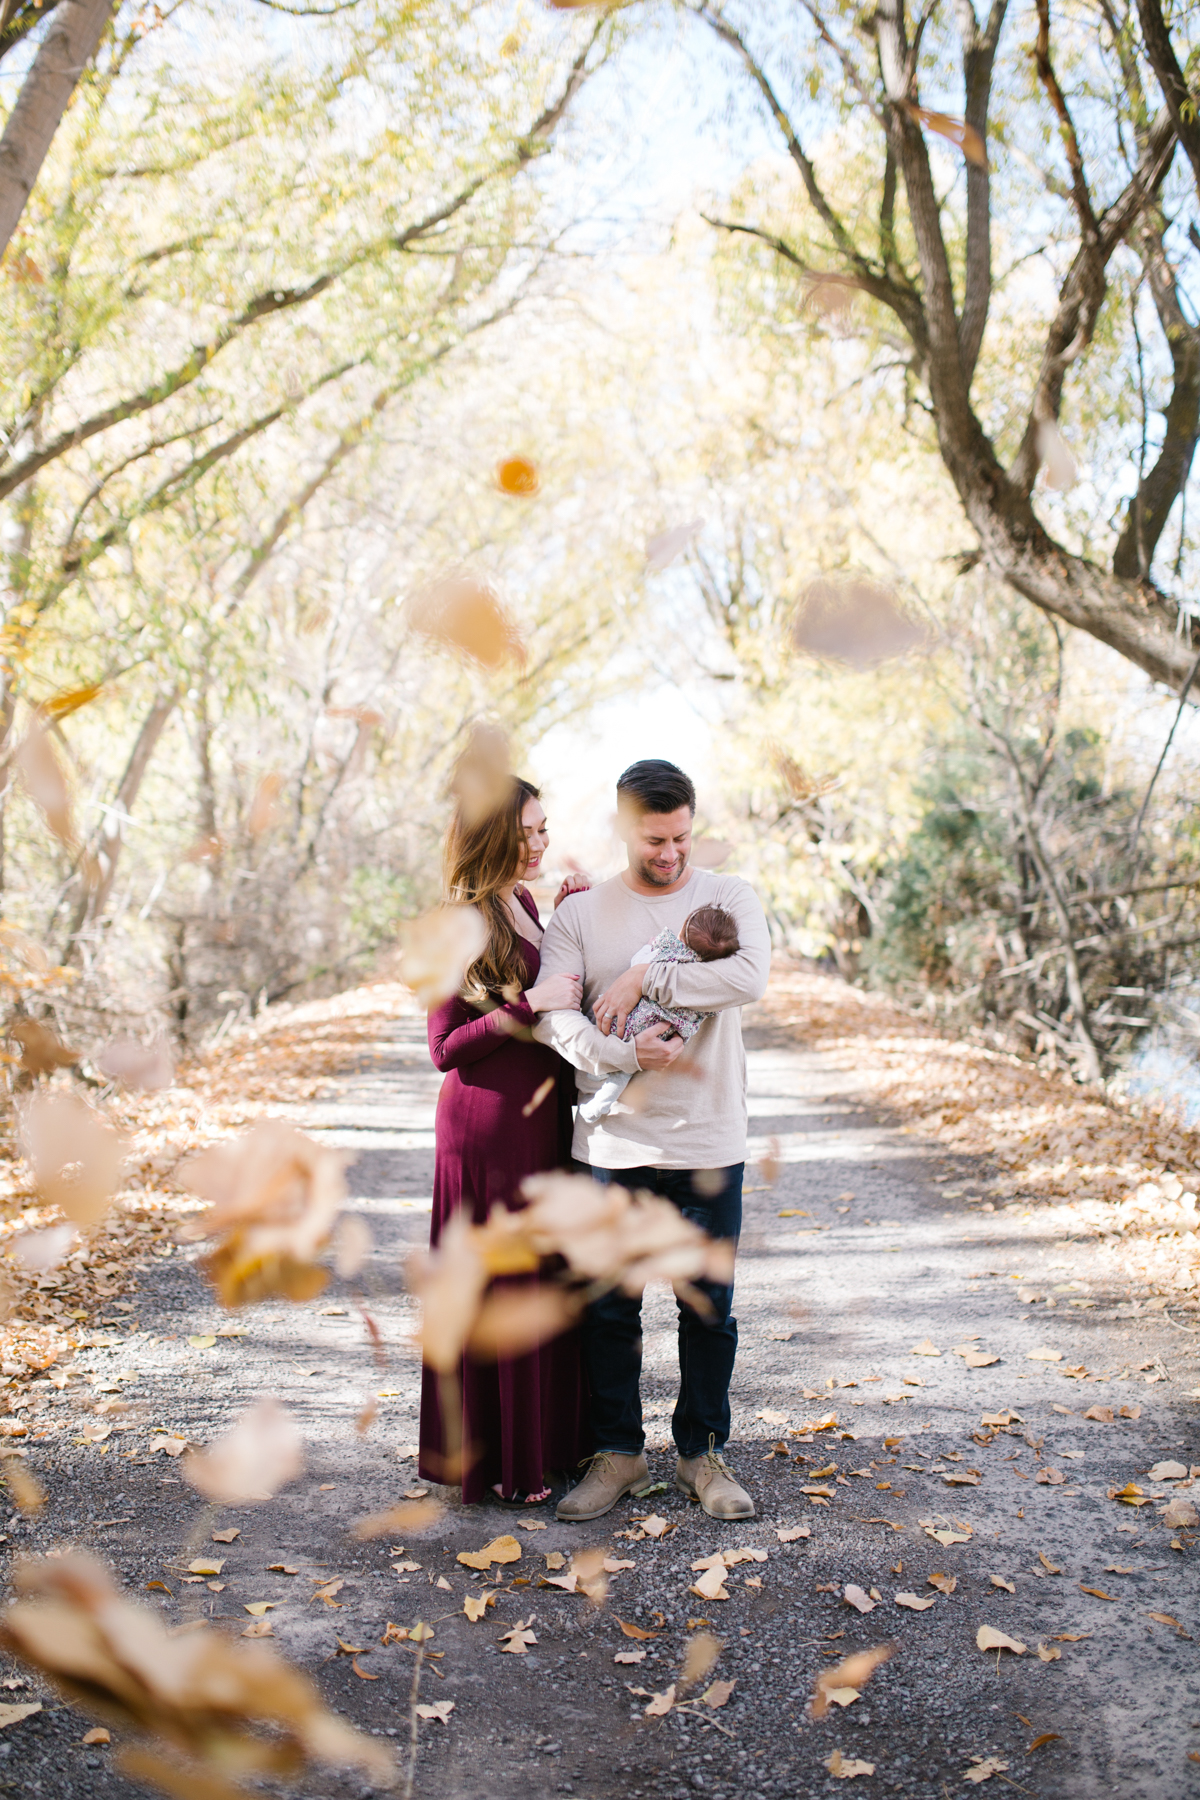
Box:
[1137,0,1200,197]
[0,0,115,258]
[1033,0,1101,243]
[957,0,1010,383]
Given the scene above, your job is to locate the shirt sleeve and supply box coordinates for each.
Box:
[530,902,642,1076]
[641,879,770,1013]
[428,991,535,1072]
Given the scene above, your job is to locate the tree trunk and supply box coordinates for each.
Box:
[0,0,114,259]
[61,688,177,959]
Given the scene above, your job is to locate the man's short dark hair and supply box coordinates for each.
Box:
[616,759,696,817]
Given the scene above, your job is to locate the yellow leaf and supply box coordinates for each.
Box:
[826,1749,875,1778]
[243,1602,276,1616]
[187,1560,224,1576]
[895,1591,937,1611]
[976,1626,1025,1655]
[462,1592,495,1623]
[0,1702,42,1729]
[187,1336,216,1350]
[456,1534,521,1571]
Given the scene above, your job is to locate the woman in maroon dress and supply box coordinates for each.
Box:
[418,777,589,1505]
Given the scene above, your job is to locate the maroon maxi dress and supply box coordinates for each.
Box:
[418,888,588,1503]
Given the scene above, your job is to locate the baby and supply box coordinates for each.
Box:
[577,904,741,1123]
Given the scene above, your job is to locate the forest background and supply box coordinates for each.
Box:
[2,0,1200,1113]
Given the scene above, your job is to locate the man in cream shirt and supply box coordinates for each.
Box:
[533,759,771,1521]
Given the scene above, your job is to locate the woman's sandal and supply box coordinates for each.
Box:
[491,1483,551,1507]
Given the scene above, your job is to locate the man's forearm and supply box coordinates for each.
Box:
[642,946,769,1012]
[532,1009,642,1076]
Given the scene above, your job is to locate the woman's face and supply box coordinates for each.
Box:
[517,796,549,882]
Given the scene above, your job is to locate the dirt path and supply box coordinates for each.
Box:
[2,983,1198,1800]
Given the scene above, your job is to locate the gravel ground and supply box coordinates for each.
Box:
[1,996,1197,1800]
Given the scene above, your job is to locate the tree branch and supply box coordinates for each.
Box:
[0,0,115,259]
[1137,0,1200,196]
[956,0,1009,383]
[1113,210,1200,580]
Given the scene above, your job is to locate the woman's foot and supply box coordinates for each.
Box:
[492,1483,551,1506]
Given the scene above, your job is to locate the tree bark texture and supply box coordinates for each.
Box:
[0,0,114,259]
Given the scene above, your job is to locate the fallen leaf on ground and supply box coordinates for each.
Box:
[211,1530,240,1545]
[701,1679,736,1709]
[811,1645,894,1719]
[957,1348,1000,1368]
[500,1619,537,1654]
[462,1592,495,1623]
[911,1340,941,1356]
[243,1602,276,1617]
[989,1576,1015,1593]
[645,1684,676,1717]
[457,1534,522,1571]
[976,1626,1025,1654]
[187,1561,224,1577]
[824,1687,860,1707]
[1108,1484,1152,1507]
[0,1701,42,1730]
[1148,1461,1187,1481]
[826,1749,875,1778]
[895,1592,937,1611]
[1078,1585,1115,1601]
[1146,1611,1191,1635]
[1037,1551,1061,1573]
[1083,1406,1114,1423]
[690,1565,730,1603]
[842,1585,875,1613]
[1036,1468,1066,1485]
[82,1726,110,1744]
[415,1701,455,1724]
[1027,1732,1062,1751]
[636,1514,671,1539]
[617,1618,658,1640]
[776,1527,810,1542]
[965,1756,1010,1784]
[757,1409,788,1425]
[1026,1347,1062,1363]
[614,1650,646,1664]
[1162,1497,1200,1527]
[1036,1644,1061,1662]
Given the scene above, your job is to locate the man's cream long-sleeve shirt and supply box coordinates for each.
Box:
[532,867,771,1171]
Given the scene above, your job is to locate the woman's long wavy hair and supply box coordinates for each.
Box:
[444,776,540,1005]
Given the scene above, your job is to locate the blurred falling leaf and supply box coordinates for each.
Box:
[976,1626,1025,1654]
[0,922,52,973]
[1036,418,1078,491]
[759,1135,782,1186]
[351,1498,443,1542]
[178,1119,347,1309]
[97,1036,174,1092]
[449,719,513,829]
[689,839,733,869]
[184,834,225,864]
[645,519,704,572]
[773,749,841,805]
[247,772,285,837]
[20,1092,126,1227]
[811,1645,894,1720]
[406,570,524,669]
[183,1399,303,1505]
[900,101,987,165]
[11,1019,76,1076]
[15,719,73,844]
[1,1459,44,1516]
[0,1555,392,1783]
[332,1214,373,1280]
[467,1285,582,1361]
[803,273,865,318]
[522,1077,555,1118]
[495,455,539,497]
[680,1632,721,1690]
[410,1209,488,1372]
[397,908,487,1012]
[41,684,103,721]
[11,1225,75,1272]
[792,577,927,670]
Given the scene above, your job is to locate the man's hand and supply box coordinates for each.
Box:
[595,963,648,1037]
[553,872,592,909]
[632,1022,684,1071]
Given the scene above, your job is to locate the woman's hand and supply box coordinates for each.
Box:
[594,964,648,1037]
[524,972,582,1014]
[553,872,592,909]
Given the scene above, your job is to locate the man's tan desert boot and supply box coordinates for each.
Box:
[556,1451,651,1522]
[675,1445,755,1519]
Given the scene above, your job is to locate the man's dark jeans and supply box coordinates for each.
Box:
[577,1161,742,1460]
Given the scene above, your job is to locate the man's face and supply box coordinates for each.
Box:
[620,804,693,888]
